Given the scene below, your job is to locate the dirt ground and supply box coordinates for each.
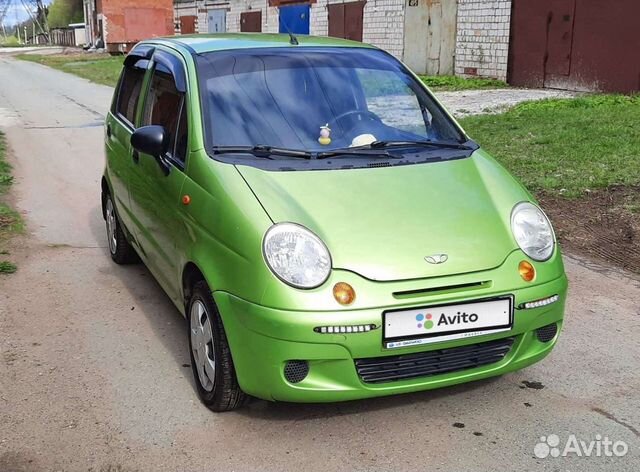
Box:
[540,186,640,275]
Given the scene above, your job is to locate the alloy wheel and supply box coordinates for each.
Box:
[190,300,216,392]
[105,198,117,255]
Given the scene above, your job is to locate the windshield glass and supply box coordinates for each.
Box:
[196,47,465,153]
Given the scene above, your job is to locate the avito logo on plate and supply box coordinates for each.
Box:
[415,313,434,329]
[416,312,480,329]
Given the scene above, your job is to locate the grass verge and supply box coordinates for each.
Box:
[420,75,507,91]
[16,52,124,87]
[0,132,23,274]
[459,94,640,197]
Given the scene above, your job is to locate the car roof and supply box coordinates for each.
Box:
[146,33,376,55]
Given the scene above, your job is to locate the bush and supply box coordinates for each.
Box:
[0,36,22,48]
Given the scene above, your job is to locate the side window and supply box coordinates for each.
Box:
[143,62,188,165]
[115,61,147,126]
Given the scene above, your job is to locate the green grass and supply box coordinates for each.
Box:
[17,53,124,86]
[0,36,24,48]
[0,132,22,274]
[420,75,507,91]
[459,94,640,196]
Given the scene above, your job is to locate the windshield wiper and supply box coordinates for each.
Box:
[367,140,475,151]
[316,148,402,160]
[211,145,312,159]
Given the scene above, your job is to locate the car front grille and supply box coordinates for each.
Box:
[355,337,515,384]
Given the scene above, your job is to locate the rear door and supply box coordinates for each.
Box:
[128,48,189,301]
[105,47,151,232]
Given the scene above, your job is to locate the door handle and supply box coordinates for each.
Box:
[106,123,112,138]
[132,150,139,163]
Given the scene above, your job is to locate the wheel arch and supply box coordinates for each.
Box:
[100,176,111,220]
[182,261,208,311]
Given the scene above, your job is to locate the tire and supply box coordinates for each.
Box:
[103,192,138,264]
[188,280,247,412]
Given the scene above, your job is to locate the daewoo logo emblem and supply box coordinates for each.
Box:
[425,254,448,264]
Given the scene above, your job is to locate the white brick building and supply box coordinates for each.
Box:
[454,0,511,80]
[174,0,512,79]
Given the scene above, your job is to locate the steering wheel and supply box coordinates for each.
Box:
[327,110,382,133]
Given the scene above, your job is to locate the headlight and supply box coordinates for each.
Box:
[511,202,555,261]
[263,223,331,288]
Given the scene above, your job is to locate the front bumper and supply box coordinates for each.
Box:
[214,269,568,403]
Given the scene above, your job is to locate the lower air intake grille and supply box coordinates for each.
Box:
[283,360,309,384]
[536,323,558,343]
[355,337,514,384]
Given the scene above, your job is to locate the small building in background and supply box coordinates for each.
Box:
[171,0,509,79]
[172,0,639,93]
[82,0,174,53]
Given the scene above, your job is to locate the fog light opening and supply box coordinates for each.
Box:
[283,360,309,384]
[535,323,558,342]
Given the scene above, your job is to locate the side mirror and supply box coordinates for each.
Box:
[131,125,169,157]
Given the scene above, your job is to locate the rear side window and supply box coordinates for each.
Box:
[115,61,147,125]
[142,63,188,165]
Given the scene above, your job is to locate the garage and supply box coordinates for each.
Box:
[508,0,640,93]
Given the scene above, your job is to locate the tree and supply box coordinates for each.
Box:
[46,0,82,28]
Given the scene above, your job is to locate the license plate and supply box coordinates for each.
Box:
[383,297,513,349]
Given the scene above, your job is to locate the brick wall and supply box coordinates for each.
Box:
[175,0,405,59]
[455,0,512,80]
[310,0,405,59]
[100,0,173,49]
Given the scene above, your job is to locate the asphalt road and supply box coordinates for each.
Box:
[0,56,639,472]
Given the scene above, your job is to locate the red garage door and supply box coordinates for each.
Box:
[508,0,640,93]
[328,1,364,42]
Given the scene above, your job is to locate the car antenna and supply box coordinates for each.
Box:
[281,19,299,45]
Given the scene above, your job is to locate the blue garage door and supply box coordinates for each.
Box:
[279,4,310,35]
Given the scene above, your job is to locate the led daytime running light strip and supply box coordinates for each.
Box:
[520,294,559,310]
[314,324,376,334]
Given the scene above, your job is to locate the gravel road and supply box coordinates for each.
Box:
[0,56,638,472]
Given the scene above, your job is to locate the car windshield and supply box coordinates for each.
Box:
[195,47,465,154]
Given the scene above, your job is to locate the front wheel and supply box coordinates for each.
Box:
[104,192,138,264]
[188,280,247,411]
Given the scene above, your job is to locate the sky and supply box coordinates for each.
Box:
[2,0,52,27]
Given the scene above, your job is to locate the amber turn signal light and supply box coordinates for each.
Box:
[333,282,356,305]
[519,260,536,282]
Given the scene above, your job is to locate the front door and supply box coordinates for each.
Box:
[279,4,310,35]
[105,53,149,232]
[208,9,227,33]
[129,50,189,302]
[402,0,457,75]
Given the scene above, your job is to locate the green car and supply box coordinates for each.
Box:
[102,34,567,411]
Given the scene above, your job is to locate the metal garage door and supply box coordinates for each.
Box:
[509,0,639,93]
[279,4,310,35]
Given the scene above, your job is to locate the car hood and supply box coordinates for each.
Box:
[237,151,528,281]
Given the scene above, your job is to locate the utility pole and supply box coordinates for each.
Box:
[23,25,26,44]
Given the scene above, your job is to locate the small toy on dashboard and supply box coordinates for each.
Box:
[318,124,332,145]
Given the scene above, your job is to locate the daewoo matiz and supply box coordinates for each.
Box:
[102,34,567,411]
